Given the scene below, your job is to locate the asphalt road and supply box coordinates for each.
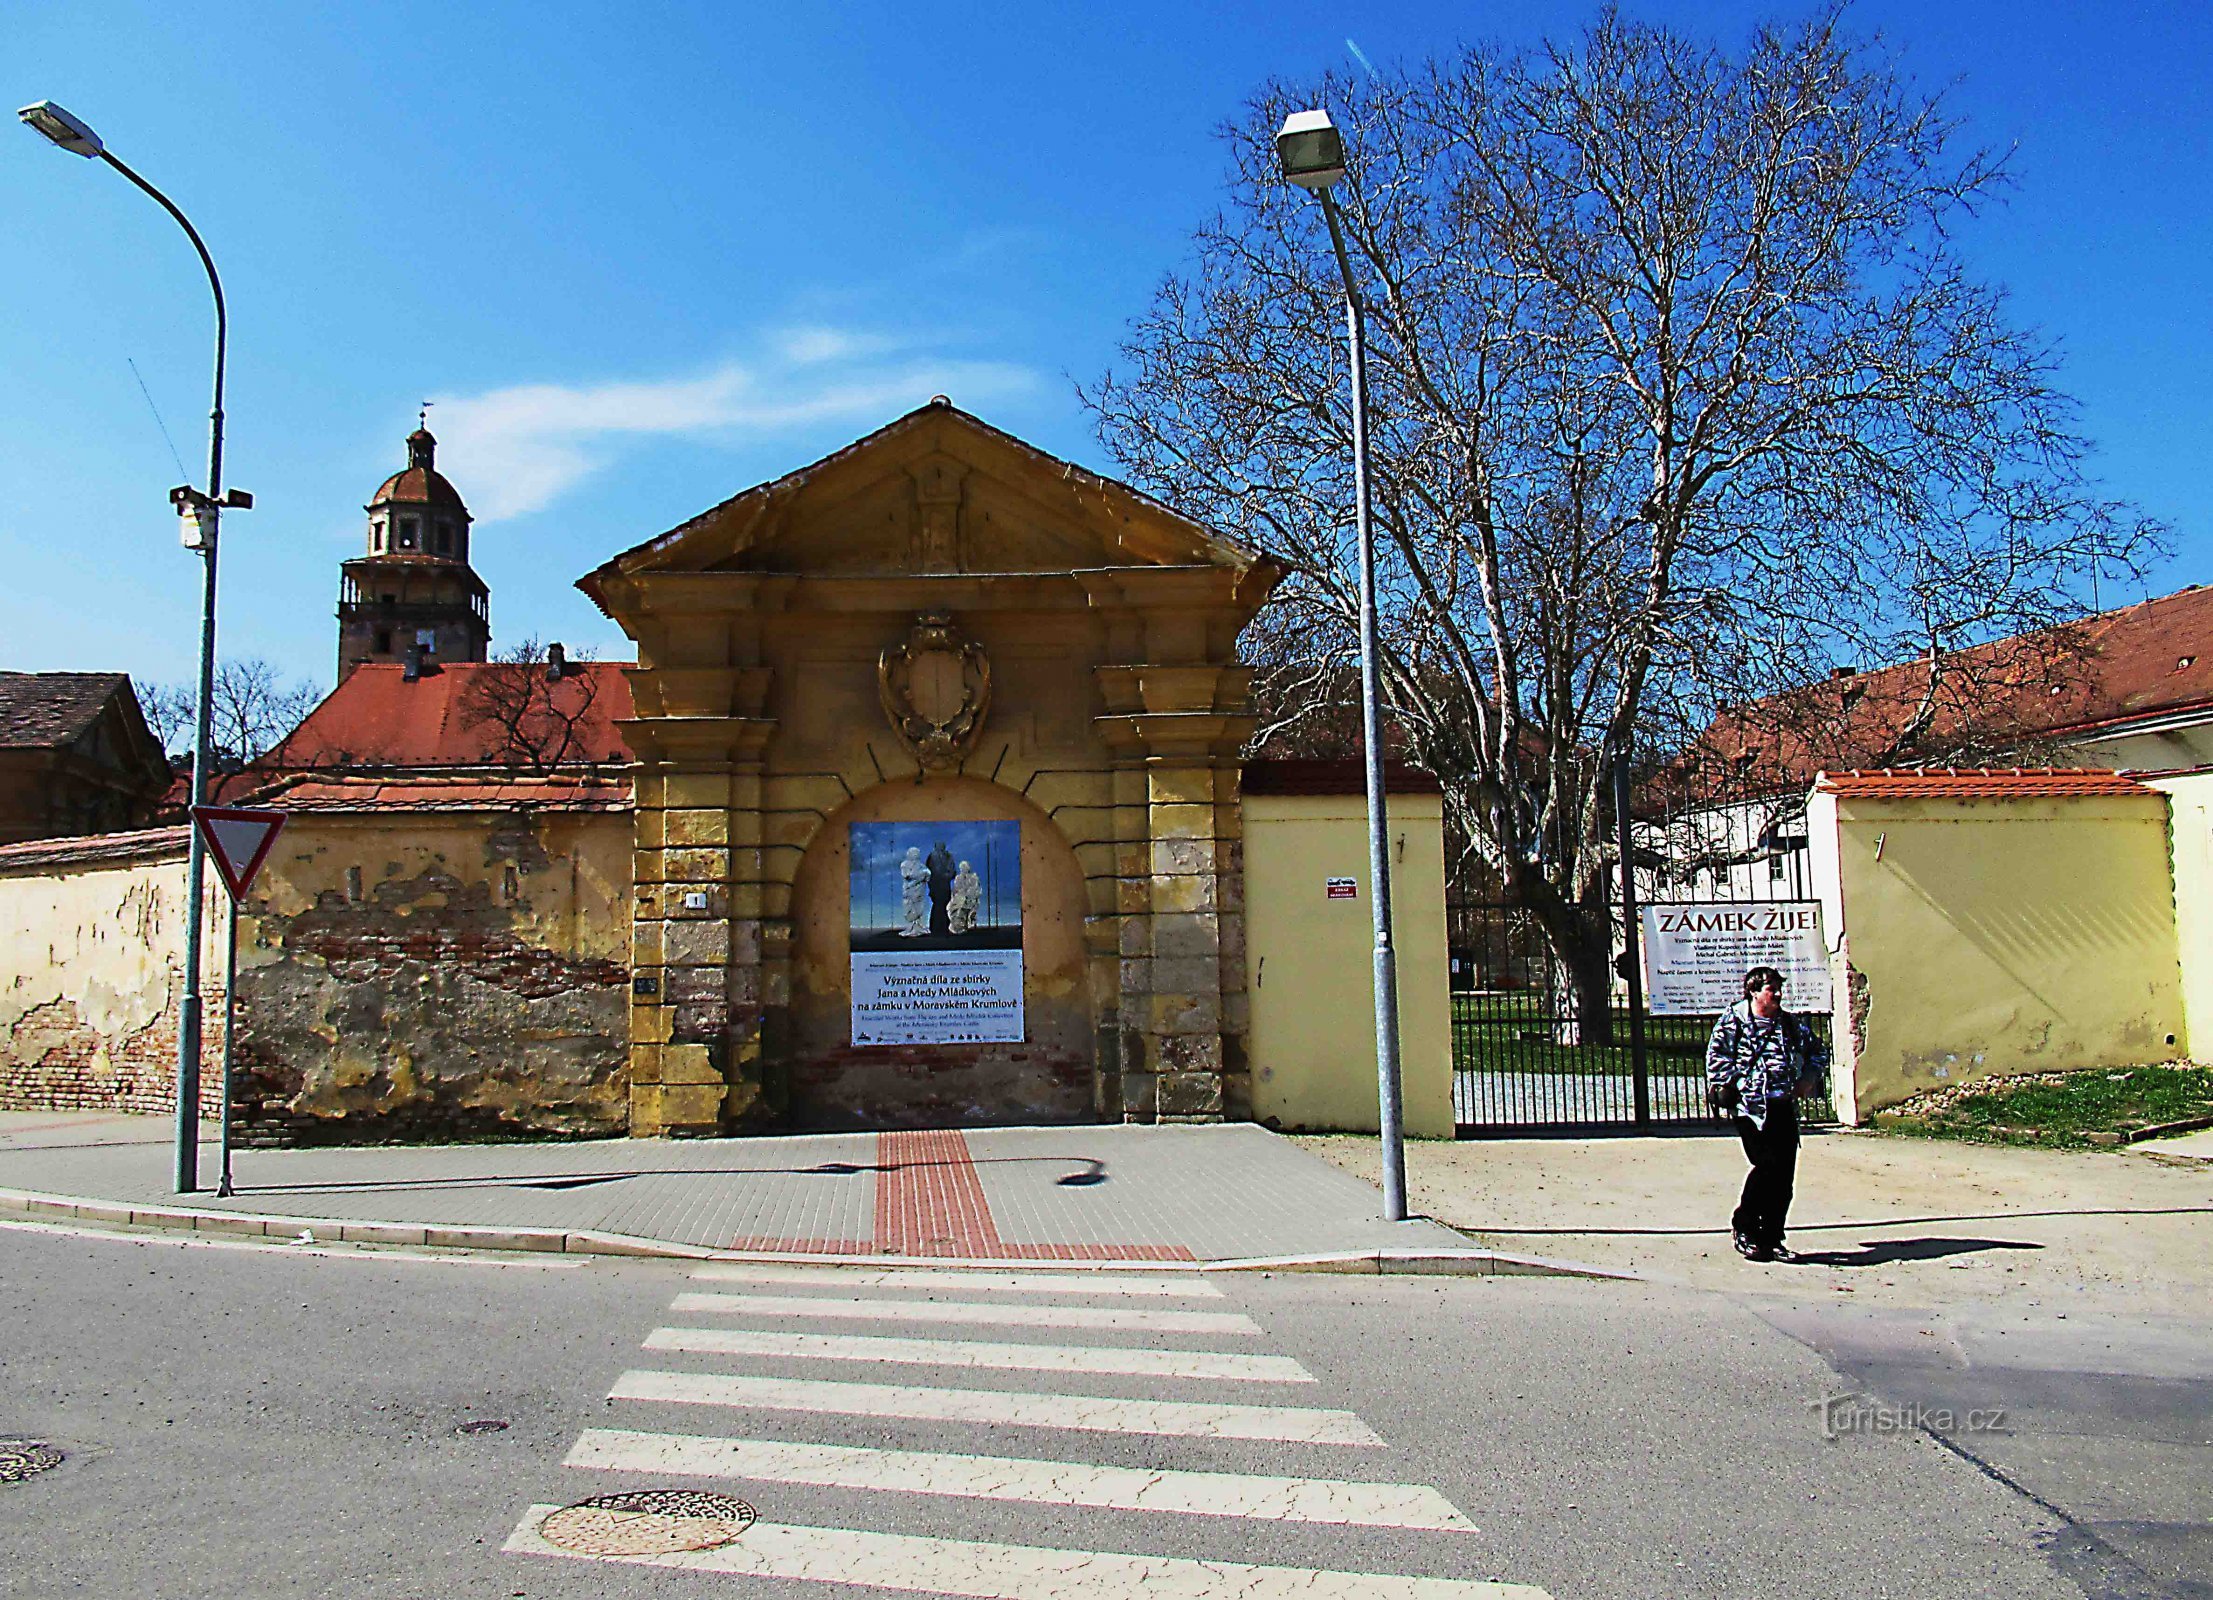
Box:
[0,1216,2202,1598]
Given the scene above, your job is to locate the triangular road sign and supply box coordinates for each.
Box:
[192,806,287,902]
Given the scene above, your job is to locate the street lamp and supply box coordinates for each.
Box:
[1276,107,1407,1223]
[21,99,249,1194]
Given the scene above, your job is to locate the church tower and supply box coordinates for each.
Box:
[336,420,491,683]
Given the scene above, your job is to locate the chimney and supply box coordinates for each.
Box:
[1830,665,1858,679]
[546,642,567,681]
[403,640,424,682]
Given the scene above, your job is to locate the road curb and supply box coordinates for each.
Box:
[0,1186,1628,1278]
[0,1186,717,1260]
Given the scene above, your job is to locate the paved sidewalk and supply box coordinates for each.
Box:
[0,1111,1500,1268]
[1295,1126,2213,1315]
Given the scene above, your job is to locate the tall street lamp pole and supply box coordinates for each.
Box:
[19,100,248,1194]
[1277,109,1407,1222]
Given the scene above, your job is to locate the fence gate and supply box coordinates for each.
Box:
[1449,766,1833,1135]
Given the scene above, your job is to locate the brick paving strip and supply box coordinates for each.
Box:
[733,1130,1196,1261]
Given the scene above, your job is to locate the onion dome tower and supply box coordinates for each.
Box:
[336,416,491,683]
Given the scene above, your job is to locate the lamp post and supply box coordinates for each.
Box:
[1277,108,1407,1223]
[20,100,248,1194]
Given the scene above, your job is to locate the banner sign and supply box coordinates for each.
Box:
[1639,901,1832,1016]
[849,819,1023,1045]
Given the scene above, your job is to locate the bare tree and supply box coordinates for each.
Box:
[149,658,319,767]
[1084,7,2161,1037]
[455,637,607,774]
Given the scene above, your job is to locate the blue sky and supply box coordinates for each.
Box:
[7,1,2208,693]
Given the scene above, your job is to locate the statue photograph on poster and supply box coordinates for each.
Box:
[849,820,1023,1045]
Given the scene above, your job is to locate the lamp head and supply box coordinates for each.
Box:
[18,101,104,158]
[1275,109,1344,192]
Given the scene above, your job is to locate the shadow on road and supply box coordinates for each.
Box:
[1789,1236,2046,1267]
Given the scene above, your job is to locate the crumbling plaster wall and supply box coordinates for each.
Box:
[0,840,226,1117]
[234,809,632,1141]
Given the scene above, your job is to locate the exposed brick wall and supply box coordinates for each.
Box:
[0,992,225,1120]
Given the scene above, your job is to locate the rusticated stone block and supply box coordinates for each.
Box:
[663,772,733,810]
[1145,990,1220,1036]
[629,1003,673,1045]
[659,1043,721,1086]
[1151,873,1217,915]
[1149,1031,1224,1075]
[1150,835,1218,878]
[664,809,731,848]
[663,967,723,1004]
[661,847,730,885]
[1156,1070,1223,1118]
[1150,912,1221,962]
[662,918,730,966]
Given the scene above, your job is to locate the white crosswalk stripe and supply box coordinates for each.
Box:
[610,1367,1385,1443]
[505,1506,1546,1598]
[670,1289,1262,1335]
[505,1264,1547,1596]
[567,1427,1478,1531]
[694,1262,1224,1296]
[643,1324,1314,1382]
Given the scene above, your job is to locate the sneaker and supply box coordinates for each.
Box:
[1733,1232,1767,1261]
[1768,1244,1800,1264]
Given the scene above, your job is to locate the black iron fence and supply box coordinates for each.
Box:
[1447,761,1834,1135]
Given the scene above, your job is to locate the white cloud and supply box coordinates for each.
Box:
[431,338,1040,521]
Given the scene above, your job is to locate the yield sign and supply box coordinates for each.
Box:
[192,806,287,901]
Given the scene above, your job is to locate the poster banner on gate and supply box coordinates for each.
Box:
[849,819,1023,1045]
[1640,901,1832,1016]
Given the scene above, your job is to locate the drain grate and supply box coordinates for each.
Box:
[0,1441,63,1483]
[538,1489,756,1556]
[456,1419,509,1436]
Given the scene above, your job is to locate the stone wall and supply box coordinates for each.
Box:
[231,807,633,1142]
[0,828,225,1118]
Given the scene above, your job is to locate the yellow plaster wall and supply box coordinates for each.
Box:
[1830,793,2187,1115]
[2149,771,2213,1064]
[1242,794,1454,1137]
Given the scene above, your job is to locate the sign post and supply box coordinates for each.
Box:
[190,806,286,1197]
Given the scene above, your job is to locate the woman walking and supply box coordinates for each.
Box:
[1706,966,1829,1263]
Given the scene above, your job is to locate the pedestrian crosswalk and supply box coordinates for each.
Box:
[505,1260,1550,1597]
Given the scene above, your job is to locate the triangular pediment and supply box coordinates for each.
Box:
[579,403,1267,601]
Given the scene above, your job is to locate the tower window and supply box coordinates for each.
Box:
[374,629,392,653]
[397,516,418,550]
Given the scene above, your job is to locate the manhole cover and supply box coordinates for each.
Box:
[0,1441,63,1483]
[456,1418,509,1435]
[538,1490,756,1556]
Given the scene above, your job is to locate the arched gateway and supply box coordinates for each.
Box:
[579,401,1281,1134]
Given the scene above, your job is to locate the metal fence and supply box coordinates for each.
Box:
[1448,762,1834,1135]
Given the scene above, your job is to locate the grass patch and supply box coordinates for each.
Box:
[1873,1064,2213,1149]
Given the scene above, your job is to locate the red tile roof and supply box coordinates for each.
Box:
[1814,767,2155,799]
[1689,584,2213,792]
[0,823,189,871]
[253,773,630,812]
[265,660,635,769]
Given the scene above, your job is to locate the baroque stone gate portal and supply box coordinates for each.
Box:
[580,400,1281,1135]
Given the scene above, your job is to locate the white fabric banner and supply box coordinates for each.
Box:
[1640,901,1832,1016]
[851,951,1024,1045]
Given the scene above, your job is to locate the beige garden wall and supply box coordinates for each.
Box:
[1242,793,1454,1138]
[1811,788,2187,1121]
[0,827,227,1118]
[2149,770,2213,1064]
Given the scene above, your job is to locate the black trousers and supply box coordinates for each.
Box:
[1733,1102,1800,1248]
